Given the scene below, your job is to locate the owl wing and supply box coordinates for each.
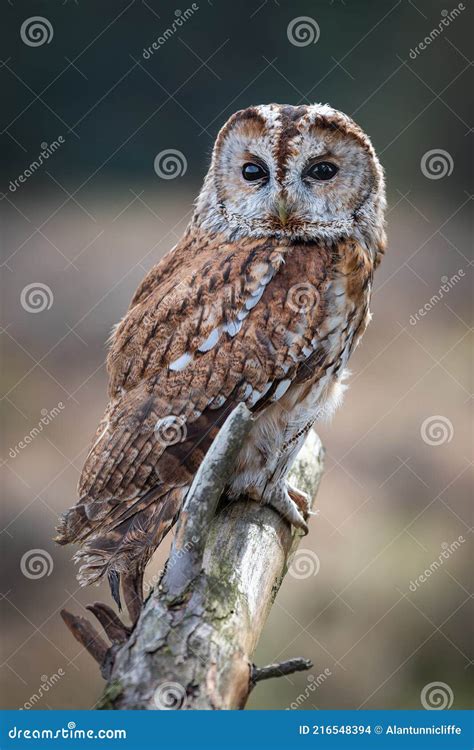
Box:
[56,235,334,581]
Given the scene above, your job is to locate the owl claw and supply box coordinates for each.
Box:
[107,570,121,611]
[287,483,313,519]
[106,568,144,625]
[266,483,309,534]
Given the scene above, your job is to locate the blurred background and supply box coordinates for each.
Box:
[1,0,472,711]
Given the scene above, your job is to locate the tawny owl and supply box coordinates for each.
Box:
[56,103,386,619]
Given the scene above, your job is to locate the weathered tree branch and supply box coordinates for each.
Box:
[251,658,313,685]
[63,404,325,709]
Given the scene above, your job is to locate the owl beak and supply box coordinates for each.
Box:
[276,197,290,226]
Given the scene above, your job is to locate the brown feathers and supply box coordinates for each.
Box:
[56,104,386,596]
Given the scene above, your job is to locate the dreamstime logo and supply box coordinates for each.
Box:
[20,16,54,46]
[286,668,332,709]
[20,283,54,313]
[288,549,320,579]
[20,549,54,579]
[153,681,186,710]
[9,402,65,459]
[409,4,466,59]
[20,668,65,710]
[420,681,454,710]
[143,534,199,594]
[154,149,187,180]
[143,4,199,59]
[408,536,465,592]
[287,16,320,47]
[420,416,454,446]
[420,149,454,180]
[154,415,187,446]
[409,269,465,325]
[8,137,65,192]
[286,283,320,313]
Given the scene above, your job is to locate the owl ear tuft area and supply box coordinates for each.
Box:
[214,107,267,156]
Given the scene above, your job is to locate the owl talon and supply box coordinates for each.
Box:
[266,484,309,534]
[107,570,121,611]
[287,483,312,519]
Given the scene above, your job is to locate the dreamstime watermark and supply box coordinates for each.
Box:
[153,149,187,179]
[20,16,53,46]
[420,149,454,180]
[286,282,320,313]
[409,270,465,325]
[408,536,465,592]
[288,548,320,579]
[420,681,454,709]
[8,725,127,741]
[20,549,54,579]
[142,5,199,59]
[9,138,65,192]
[154,414,188,446]
[287,16,320,46]
[143,534,199,594]
[409,4,465,59]
[420,415,454,446]
[286,668,332,709]
[20,282,54,313]
[153,681,186,709]
[9,402,65,459]
[20,669,65,710]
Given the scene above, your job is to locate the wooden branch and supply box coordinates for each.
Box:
[94,406,324,710]
[60,609,109,673]
[162,402,254,598]
[251,658,313,685]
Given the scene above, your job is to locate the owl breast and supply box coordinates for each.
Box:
[228,240,372,501]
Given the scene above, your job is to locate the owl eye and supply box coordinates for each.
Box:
[306,161,339,181]
[242,162,268,182]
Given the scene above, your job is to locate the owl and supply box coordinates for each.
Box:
[56,103,386,621]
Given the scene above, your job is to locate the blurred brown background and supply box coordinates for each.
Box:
[1,0,472,710]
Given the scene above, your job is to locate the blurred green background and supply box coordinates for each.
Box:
[1,0,472,711]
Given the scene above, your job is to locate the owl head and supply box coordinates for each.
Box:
[194,103,386,256]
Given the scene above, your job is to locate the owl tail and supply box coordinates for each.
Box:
[55,502,92,545]
[57,486,185,617]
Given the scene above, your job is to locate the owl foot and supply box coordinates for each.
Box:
[266,483,309,534]
[287,482,313,518]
